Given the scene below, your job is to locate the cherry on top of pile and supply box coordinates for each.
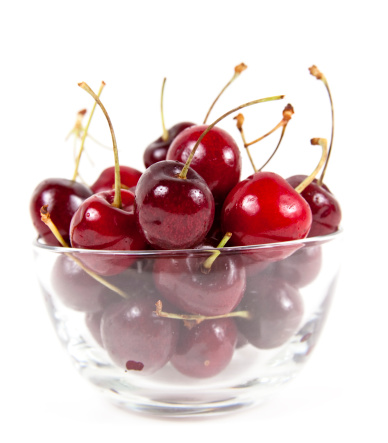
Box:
[30,64,342,257]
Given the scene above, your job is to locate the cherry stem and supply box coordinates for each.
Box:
[203,63,248,125]
[39,206,128,299]
[309,66,334,186]
[65,108,87,141]
[258,124,286,171]
[72,83,105,182]
[201,232,232,274]
[234,113,257,173]
[154,300,252,326]
[160,77,169,142]
[294,138,328,194]
[179,95,285,180]
[40,205,70,247]
[79,82,122,208]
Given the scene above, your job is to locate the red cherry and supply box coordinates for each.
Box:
[221,171,312,260]
[171,318,237,378]
[286,175,341,237]
[134,160,215,250]
[70,189,147,275]
[30,178,92,246]
[91,165,142,193]
[143,122,195,168]
[167,125,242,203]
[153,244,246,316]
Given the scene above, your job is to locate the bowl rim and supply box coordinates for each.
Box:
[32,227,343,257]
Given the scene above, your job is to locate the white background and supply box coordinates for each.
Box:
[1,1,387,442]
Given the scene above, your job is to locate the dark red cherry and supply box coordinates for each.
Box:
[91,165,142,193]
[153,246,246,316]
[69,189,147,275]
[287,175,341,237]
[30,178,93,246]
[167,125,241,203]
[236,276,304,349]
[134,160,215,250]
[100,295,179,374]
[221,171,312,261]
[171,318,237,378]
[143,122,195,168]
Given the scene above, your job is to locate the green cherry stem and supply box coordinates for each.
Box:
[179,95,285,180]
[234,113,257,173]
[203,63,248,124]
[78,81,122,209]
[294,138,328,194]
[309,65,334,186]
[72,82,105,181]
[201,232,232,274]
[154,300,252,326]
[160,77,169,142]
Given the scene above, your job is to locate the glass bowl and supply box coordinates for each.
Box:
[32,229,343,417]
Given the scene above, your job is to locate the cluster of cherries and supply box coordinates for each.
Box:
[31,65,341,378]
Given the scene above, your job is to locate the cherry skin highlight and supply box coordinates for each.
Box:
[167,125,242,203]
[287,175,341,237]
[91,165,142,193]
[134,160,215,250]
[30,178,93,246]
[143,122,195,168]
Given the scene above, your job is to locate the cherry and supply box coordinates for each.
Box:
[236,276,304,349]
[69,82,147,275]
[30,178,93,246]
[91,165,142,193]
[167,125,241,203]
[70,189,146,275]
[134,160,215,250]
[221,138,329,261]
[220,171,312,261]
[153,235,246,316]
[171,318,237,378]
[265,244,323,288]
[144,122,195,168]
[136,96,284,250]
[166,92,284,204]
[51,254,122,312]
[100,295,179,374]
[143,77,195,168]
[286,175,341,237]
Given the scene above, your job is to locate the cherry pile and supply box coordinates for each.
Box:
[31,65,342,378]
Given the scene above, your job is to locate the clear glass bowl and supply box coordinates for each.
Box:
[33,229,343,417]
